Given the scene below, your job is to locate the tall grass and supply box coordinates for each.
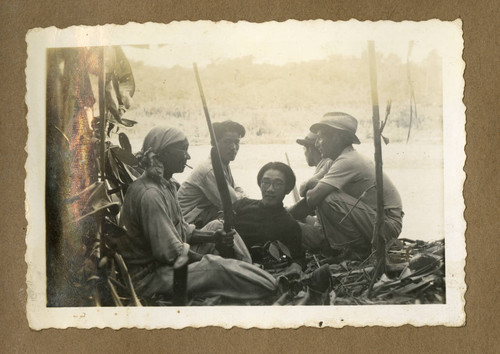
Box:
[122,53,443,146]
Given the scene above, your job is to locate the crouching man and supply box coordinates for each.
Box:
[119,126,276,301]
[304,112,404,260]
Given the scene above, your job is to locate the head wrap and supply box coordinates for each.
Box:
[310,112,361,144]
[136,127,187,180]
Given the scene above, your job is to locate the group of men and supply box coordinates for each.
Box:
[118,112,403,302]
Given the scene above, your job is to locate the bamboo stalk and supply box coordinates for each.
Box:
[108,278,124,306]
[367,41,387,298]
[114,253,142,307]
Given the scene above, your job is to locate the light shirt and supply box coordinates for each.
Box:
[314,158,334,178]
[178,156,245,223]
[319,146,402,211]
[119,174,195,265]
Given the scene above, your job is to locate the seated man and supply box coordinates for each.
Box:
[119,126,276,301]
[305,112,404,260]
[178,120,246,228]
[232,162,304,263]
[296,132,333,198]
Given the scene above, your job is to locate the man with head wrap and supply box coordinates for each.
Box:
[178,120,246,228]
[119,126,277,301]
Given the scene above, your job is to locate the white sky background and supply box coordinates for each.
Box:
[120,21,447,68]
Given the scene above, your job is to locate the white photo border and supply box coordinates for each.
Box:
[25,20,466,329]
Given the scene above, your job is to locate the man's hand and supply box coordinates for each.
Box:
[214,229,235,257]
[306,182,336,208]
[214,229,235,248]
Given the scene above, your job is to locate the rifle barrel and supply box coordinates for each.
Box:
[285,152,300,203]
[193,63,235,238]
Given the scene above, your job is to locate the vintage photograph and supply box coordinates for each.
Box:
[25,20,466,328]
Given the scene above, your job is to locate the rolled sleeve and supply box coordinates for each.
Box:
[319,158,357,191]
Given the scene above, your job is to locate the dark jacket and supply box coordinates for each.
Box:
[233,198,303,260]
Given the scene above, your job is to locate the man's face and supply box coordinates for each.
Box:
[160,139,191,176]
[316,128,344,159]
[260,169,287,207]
[217,131,240,164]
[304,145,322,167]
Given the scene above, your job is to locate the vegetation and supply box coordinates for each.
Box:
[123,51,443,145]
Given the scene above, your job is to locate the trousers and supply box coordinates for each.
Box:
[132,220,276,300]
[317,189,402,250]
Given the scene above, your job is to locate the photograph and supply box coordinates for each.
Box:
[25,20,466,328]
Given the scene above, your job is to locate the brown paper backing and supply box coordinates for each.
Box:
[1,0,498,352]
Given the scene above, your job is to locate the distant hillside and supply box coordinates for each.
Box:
[121,52,442,145]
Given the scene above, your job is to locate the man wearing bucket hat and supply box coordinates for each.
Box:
[305,112,403,260]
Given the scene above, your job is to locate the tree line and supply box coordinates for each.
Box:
[124,51,442,145]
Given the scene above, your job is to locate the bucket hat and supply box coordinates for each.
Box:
[310,112,361,144]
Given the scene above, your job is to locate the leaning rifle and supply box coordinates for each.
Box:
[193,63,235,258]
[285,152,300,203]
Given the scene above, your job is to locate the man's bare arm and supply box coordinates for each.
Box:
[299,177,321,198]
[306,182,337,208]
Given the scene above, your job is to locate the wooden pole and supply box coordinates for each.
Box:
[367,41,386,298]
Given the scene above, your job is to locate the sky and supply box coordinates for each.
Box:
[120,21,450,68]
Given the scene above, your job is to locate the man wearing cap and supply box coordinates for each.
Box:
[178,120,246,228]
[305,112,403,259]
[119,126,277,302]
[296,132,333,198]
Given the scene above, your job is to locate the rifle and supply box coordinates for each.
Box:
[193,63,235,258]
[285,152,300,203]
[172,244,190,306]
